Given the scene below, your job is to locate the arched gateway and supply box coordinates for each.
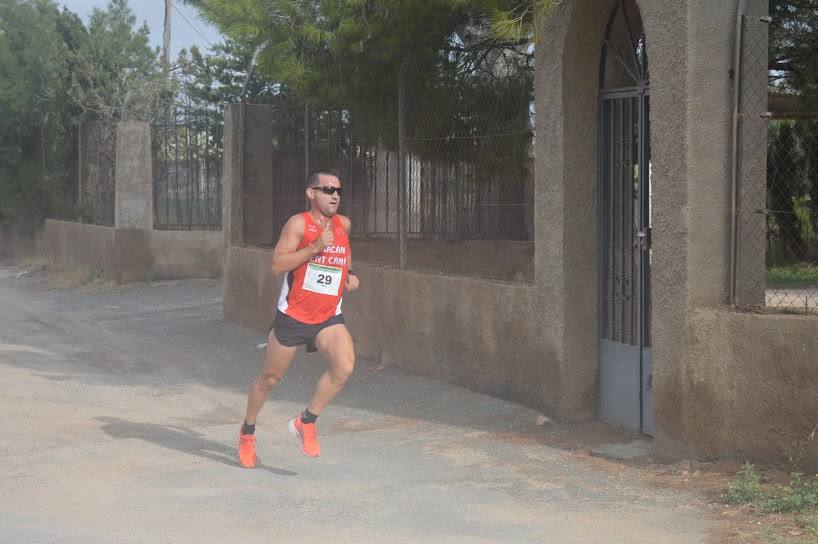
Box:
[597,0,653,435]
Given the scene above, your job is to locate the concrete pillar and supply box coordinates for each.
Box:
[222,103,275,248]
[242,105,275,247]
[735,0,769,306]
[684,0,737,307]
[223,104,244,247]
[114,122,153,229]
[534,1,605,421]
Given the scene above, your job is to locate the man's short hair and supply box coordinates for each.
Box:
[306,168,341,188]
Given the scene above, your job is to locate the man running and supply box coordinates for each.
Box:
[238,169,359,466]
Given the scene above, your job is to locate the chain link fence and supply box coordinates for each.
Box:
[734,7,818,315]
[152,105,223,230]
[257,54,534,282]
[77,120,116,226]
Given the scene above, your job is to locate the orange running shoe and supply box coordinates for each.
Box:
[289,415,320,457]
[238,431,257,468]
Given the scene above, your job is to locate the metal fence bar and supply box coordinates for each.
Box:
[262,55,534,281]
[151,105,223,231]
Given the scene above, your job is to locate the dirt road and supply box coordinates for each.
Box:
[0,266,712,543]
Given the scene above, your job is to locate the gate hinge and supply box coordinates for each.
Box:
[636,228,652,249]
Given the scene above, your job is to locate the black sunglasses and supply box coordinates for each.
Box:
[311,185,343,196]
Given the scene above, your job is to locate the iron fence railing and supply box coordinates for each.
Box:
[152,108,222,230]
[253,61,535,282]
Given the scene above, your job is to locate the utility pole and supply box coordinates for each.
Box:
[163,0,172,79]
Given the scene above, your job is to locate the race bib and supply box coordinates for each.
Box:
[303,263,343,296]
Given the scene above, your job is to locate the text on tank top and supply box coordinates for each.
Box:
[277,213,350,324]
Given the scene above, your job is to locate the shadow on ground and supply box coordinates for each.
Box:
[95,416,297,476]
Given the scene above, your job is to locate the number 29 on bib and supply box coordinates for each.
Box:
[303,263,343,296]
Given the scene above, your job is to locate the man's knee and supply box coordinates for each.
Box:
[330,353,355,384]
[260,371,284,388]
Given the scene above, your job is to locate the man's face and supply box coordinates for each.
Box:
[307,174,342,217]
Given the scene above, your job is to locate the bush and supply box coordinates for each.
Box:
[723,464,818,514]
[724,462,763,505]
[765,473,818,514]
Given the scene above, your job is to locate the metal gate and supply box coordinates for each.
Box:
[597,0,653,435]
[152,107,222,230]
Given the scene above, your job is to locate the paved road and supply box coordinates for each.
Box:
[0,267,711,543]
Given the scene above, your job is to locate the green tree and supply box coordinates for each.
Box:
[767,0,818,264]
[0,0,81,230]
[70,0,164,121]
[183,0,543,140]
[178,40,281,111]
[0,0,163,230]
[769,0,818,102]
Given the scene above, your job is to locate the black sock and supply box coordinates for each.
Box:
[241,421,255,435]
[301,409,318,424]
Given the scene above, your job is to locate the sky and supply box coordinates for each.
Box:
[58,0,224,58]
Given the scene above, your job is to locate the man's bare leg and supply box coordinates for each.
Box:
[307,323,356,415]
[244,331,298,426]
[287,323,355,457]
[238,331,297,467]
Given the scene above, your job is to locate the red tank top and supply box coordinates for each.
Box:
[277,213,351,324]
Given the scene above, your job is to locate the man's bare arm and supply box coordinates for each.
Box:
[339,215,351,235]
[271,216,320,274]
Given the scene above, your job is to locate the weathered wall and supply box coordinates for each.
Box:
[222,245,281,331]
[146,230,223,280]
[115,229,223,283]
[223,245,561,413]
[351,239,533,282]
[651,0,779,462]
[45,220,116,278]
[347,264,558,410]
[533,0,816,465]
[44,220,223,283]
[673,309,818,469]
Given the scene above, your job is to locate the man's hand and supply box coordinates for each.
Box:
[312,223,334,253]
[346,273,360,291]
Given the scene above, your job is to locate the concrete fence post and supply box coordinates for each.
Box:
[223,104,244,247]
[734,1,769,307]
[222,103,274,248]
[114,121,153,230]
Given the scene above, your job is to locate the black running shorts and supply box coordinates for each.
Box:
[270,311,345,353]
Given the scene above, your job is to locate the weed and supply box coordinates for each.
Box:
[765,473,818,514]
[724,462,762,505]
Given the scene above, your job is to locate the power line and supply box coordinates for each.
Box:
[171,3,215,49]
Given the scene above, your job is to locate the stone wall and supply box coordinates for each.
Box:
[223,245,561,414]
[656,308,818,469]
[44,220,223,283]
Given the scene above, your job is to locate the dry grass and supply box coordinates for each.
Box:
[14,256,112,291]
[47,266,108,290]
